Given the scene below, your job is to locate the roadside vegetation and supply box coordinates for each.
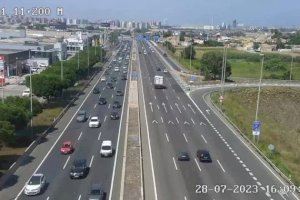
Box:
[211,87,300,185]
[0,46,106,177]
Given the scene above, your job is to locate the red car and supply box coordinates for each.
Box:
[60,141,74,154]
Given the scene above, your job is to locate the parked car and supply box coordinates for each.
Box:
[106,82,114,89]
[88,184,106,200]
[101,76,106,82]
[121,75,127,80]
[100,140,113,157]
[24,174,46,195]
[70,159,88,179]
[178,152,190,161]
[89,116,101,128]
[116,90,123,96]
[60,141,74,154]
[197,150,212,162]
[22,89,30,97]
[76,110,87,122]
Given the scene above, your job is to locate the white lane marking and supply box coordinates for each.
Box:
[183,133,188,143]
[182,105,187,111]
[161,116,164,123]
[217,160,226,173]
[89,155,94,168]
[175,103,182,113]
[9,162,16,170]
[201,134,208,144]
[191,118,195,125]
[152,120,158,124]
[104,115,107,122]
[77,131,83,141]
[176,117,179,124]
[165,133,170,142]
[94,104,97,109]
[154,95,157,100]
[25,141,35,152]
[98,131,102,141]
[46,197,49,200]
[103,87,105,91]
[172,157,178,170]
[108,104,111,109]
[188,104,196,114]
[63,156,70,170]
[194,158,202,172]
[78,194,81,200]
[170,105,174,110]
[166,95,169,100]
[149,102,153,112]
[200,121,206,126]
[177,96,180,100]
[111,94,114,98]
[184,196,187,200]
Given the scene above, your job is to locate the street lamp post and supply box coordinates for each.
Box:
[29,50,33,128]
[255,54,264,121]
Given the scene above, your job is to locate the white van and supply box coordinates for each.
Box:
[22,89,30,97]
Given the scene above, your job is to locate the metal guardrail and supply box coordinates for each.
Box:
[205,92,300,192]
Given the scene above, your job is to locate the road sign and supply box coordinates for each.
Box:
[252,121,261,136]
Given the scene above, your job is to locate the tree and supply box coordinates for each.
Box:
[182,45,196,59]
[203,40,224,47]
[271,29,283,39]
[109,31,120,45]
[0,121,15,146]
[179,31,185,41]
[163,41,176,53]
[200,51,232,80]
[5,96,42,116]
[253,42,260,51]
[163,31,172,38]
[276,39,285,50]
[0,104,29,130]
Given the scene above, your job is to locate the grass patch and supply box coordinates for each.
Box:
[211,87,300,185]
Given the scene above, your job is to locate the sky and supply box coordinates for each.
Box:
[2,0,300,27]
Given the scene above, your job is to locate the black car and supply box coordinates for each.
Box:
[98,97,107,105]
[110,111,120,120]
[156,67,161,71]
[111,77,117,82]
[106,82,114,89]
[178,152,190,161]
[70,159,88,179]
[116,90,123,96]
[76,110,87,122]
[121,75,127,80]
[93,87,100,94]
[112,101,121,109]
[197,150,212,162]
[88,184,106,200]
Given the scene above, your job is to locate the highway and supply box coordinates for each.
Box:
[139,39,300,200]
[0,40,132,200]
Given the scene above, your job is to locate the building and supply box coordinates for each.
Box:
[0,29,26,39]
[0,49,29,77]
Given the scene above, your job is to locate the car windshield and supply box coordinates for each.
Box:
[91,118,98,122]
[91,189,101,195]
[102,146,111,150]
[78,111,85,115]
[63,144,70,148]
[28,176,40,185]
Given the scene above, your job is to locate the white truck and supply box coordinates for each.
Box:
[154,75,165,89]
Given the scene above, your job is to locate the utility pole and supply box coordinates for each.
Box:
[255,54,264,122]
[87,40,90,77]
[29,50,33,128]
[77,49,80,70]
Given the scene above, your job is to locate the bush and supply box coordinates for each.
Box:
[0,121,16,146]
[0,104,29,130]
[5,96,42,116]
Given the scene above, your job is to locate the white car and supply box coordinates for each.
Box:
[163,69,168,73]
[22,89,30,97]
[114,67,120,72]
[100,140,113,157]
[24,174,45,196]
[100,76,106,82]
[89,116,100,128]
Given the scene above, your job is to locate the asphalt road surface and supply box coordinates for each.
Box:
[139,40,299,200]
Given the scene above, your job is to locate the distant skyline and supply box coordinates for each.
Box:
[2,0,300,27]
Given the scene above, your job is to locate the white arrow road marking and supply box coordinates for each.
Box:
[200,122,207,126]
[168,121,174,125]
[188,104,196,114]
[162,102,167,113]
[152,120,158,124]
[149,102,153,112]
[206,109,211,114]
[184,121,190,125]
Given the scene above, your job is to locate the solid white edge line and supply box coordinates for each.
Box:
[14,44,118,200]
[108,42,131,200]
[62,155,70,170]
[25,141,35,152]
[138,41,158,200]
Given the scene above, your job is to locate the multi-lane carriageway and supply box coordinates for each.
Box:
[138,40,299,200]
